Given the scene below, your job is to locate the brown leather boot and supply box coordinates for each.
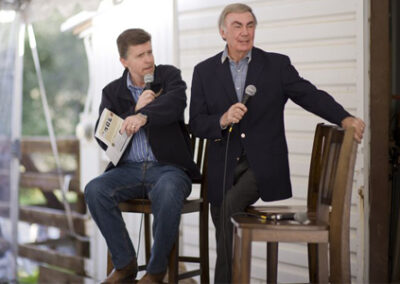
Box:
[137,271,166,284]
[102,258,138,283]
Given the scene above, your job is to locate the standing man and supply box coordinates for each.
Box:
[189,3,365,283]
[85,28,199,283]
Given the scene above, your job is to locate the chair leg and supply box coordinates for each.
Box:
[308,243,318,283]
[329,239,351,283]
[199,204,210,283]
[308,243,329,283]
[232,227,241,283]
[267,242,278,283]
[107,251,114,275]
[168,236,179,284]
[239,229,252,284]
[144,213,151,264]
[317,243,329,283]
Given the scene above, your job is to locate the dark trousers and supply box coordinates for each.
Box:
[210,157,260,283]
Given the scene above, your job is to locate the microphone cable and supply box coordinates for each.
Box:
[134,123,152,274]
[134,88,153,273]
[221,125,233,281]
[219,85,256,280]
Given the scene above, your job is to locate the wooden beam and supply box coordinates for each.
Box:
[370,0,391,282]
[19,172,80,192]
[19,244,85,274]
[28,236,90,258]
[19,206,88,235]
[21,137,79,155]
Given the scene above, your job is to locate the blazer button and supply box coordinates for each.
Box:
[236,157,240,161]
[241,133,246,138]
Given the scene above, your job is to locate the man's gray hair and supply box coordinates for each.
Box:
[218,3,257,30]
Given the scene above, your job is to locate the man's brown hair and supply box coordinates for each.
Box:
[117,28,151,59]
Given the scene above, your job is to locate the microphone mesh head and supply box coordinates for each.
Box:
[144,74,154,84]
[245,85,257,97]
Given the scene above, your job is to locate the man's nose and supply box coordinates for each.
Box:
[241,26,250,35]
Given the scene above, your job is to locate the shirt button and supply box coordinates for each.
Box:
[241,133,246,138]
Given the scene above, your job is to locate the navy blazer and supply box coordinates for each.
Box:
[189,47,351,206]
[95,65,200,179]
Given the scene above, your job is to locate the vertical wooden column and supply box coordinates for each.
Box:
[369,0,390,282]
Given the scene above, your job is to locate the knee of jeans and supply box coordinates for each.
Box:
[156,179,188,206]
[84,179,102,203]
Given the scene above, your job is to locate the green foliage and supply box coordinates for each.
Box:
[19,187,46,206]
[18,267,39,284]
[22,12,88,136]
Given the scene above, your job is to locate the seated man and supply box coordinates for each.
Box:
[84,28,199,284]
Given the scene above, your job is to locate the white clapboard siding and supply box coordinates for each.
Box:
[178,0,365,282]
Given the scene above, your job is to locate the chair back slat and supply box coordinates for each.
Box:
[195,138,204,170]
[319,129,344,206]
[307,124,338,212]
[188,130,208,201]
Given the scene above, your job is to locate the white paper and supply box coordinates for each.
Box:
[95,108,131,166]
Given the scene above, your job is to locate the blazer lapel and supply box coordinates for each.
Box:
[241,48,265,129]
[216,59,238,104]
[245,48,265,88]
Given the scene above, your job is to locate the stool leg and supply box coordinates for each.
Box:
[107,251,113,275]
[232,227,241,283]
[239,229,252,284]
[200,203,210,283]
[168,236,179,284]
[267,242,278,283]
[144,214,151,264]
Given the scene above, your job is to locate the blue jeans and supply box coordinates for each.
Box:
[84,161,191,274]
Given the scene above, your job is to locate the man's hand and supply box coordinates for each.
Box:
[135,90,156,111]
[341,116,365,143]
[220,103,248,128]
[120,114,148,136]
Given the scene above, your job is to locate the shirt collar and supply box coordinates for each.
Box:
[221,45,252,64]
[126,72,143,91]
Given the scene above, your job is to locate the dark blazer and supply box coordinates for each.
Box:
[190,47,351,206]
[95,65,200,179]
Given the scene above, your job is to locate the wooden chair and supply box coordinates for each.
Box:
[106,132,209,284]
[231,124,358,283]
[246,123,338,282]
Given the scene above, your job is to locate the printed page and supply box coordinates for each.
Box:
[95,108,131,165]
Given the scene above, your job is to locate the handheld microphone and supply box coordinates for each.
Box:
[144,73,154,90]
[241,84,256,105]
[228,84,257,132]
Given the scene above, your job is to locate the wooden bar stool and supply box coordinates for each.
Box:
[106,131,210,284]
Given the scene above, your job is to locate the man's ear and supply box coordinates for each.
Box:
[219,27,226,41]
[120,57,127,68]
